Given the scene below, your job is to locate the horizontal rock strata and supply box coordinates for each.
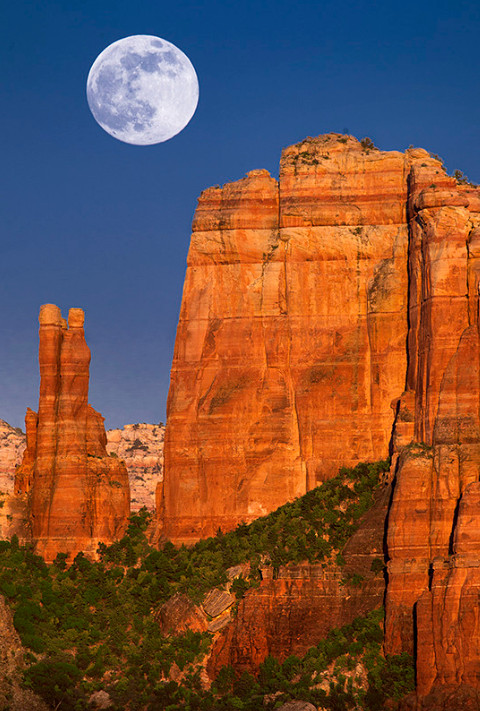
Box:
[160,134,445,544]
[208,483,389,676]
[0,421,163,515]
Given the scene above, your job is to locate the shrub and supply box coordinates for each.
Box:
[360,137,375,150]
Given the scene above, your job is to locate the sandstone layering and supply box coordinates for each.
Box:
[208,483,389,677]
[159,133,480,705]
[384,168,480,701]
[160,134,439,544]
[14,304,130,562]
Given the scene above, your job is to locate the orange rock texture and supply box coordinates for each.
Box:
[208,483,389,677]
[160,134,442,544]
[14,304,130,562]
[162,135,480,702]
[385,173,480,700]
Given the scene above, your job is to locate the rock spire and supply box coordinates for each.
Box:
[15,304,130,562]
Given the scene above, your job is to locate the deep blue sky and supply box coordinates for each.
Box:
[1,0,479,429]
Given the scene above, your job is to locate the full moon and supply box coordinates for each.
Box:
[86,35,199,145]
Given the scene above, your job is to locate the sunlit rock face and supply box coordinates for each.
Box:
[14,304,130,563]
[159,134,440,545]
[384,175,480,701]
[106,423,164,511]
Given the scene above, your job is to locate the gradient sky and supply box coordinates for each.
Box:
[1,0,479,429]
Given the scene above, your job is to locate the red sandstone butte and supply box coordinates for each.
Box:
[15,304,130,562]
[385,173,480,701]
[159,134,442,545]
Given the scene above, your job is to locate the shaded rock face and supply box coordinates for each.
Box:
[0,420,25,493]
[208,484,390,677]
[14,304,130,563]
[160,134,443,545]
[385,175,480,700]
[277,703,317,711]
[0,491,29,543]
[106,423,164,511]
[157,568,245,642]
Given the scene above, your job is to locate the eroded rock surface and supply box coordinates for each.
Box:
[157,592,208,635]
[0,421,164,515]
[14,304,130,562]
[0,595,48,711]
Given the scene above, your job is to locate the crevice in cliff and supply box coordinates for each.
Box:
[427,562,434,591]
[404,170,416,397]
[412,601,419,678]
[448,495,462,555]
[383,464,398,566]
[283,241,305,493]
[278,176,305,495]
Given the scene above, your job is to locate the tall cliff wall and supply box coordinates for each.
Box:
[14,304,130,562]
[159,134,442,544]
[384,174,480,702]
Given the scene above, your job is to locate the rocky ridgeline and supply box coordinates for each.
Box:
[0,420,26,493]
[106,423,164,511]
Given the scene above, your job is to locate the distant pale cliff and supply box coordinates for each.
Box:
[0,420,25,493]
[106,423,164,511]
[0,421,164,514]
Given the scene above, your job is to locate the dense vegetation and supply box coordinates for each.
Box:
[0,460,415,710]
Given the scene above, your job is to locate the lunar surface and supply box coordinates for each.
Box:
[86,35,199,145]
